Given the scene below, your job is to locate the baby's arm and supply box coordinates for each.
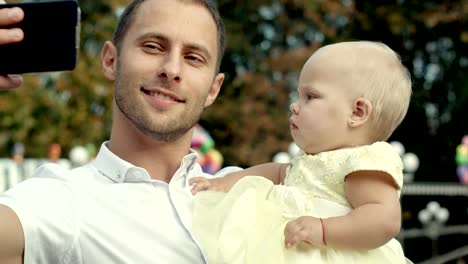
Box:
[322,170,401,249]
[284,170,400,249]
[190,162,288,194]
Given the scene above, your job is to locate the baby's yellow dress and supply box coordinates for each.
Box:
[192,142,408,264]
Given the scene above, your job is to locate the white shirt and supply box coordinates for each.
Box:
[0,142,240,264]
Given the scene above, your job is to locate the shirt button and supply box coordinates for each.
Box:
[116,171,121,178]
[133,171,143,178]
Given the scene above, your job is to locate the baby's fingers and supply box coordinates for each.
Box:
[189,177,206,185]
[284,222,302,248]
[285,217,314,248]
[190,177,211,195]
[284,232,302,249]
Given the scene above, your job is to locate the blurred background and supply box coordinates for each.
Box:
[0,0,467,263]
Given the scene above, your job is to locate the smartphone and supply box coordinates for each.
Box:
[0,0,80,74]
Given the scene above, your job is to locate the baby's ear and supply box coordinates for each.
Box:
[348,98,372,127]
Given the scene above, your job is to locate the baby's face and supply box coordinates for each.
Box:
[289,48,359,154]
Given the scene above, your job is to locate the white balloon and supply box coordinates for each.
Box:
[435,207,449,223]
[69,146,89,166]
[427,201,440,214]
[390,141,405,156]
[273,152,291,163]
[418,209,431,224]
[288,142,301,157]
[403,152,420,172]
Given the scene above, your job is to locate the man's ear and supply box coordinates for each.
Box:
[204,73,225,107]
[101,41,117,81]
[349,97,372,127]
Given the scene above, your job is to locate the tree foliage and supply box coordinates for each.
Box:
[207,0,468,184]
[0,0,119,157]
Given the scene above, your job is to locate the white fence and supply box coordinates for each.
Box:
[0,158,72,193]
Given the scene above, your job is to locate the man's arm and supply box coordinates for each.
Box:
[0,205,24,264]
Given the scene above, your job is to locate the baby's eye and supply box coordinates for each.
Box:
[306,94,316,100]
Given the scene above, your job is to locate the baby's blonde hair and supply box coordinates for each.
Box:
[323,41,412,141]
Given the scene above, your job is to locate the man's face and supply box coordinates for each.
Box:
[104,0,224,142]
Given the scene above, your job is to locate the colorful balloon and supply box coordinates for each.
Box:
[191,124,223,173]
[456,165,468,184]
[456,135,468,184]
[455,145,468,165]
[201,149,223,174]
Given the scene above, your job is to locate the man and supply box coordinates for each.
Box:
[0,1,24,89]
[0,0,237,263]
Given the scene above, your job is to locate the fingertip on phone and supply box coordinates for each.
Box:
[8,7,25,22]
[9,28,23,41]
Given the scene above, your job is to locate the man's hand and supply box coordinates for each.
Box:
[284,216,326,249]
[0,4,24,44]
[0,74,22,89]
[0,2,24,89]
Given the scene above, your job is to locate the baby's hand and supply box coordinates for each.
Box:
[284,216,325,249]
[190,177,230,195]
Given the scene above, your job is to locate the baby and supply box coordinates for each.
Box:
[191,41,412,264]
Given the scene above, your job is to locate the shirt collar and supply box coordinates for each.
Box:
[92,141,200,183]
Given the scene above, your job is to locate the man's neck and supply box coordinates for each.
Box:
[108,127,194,183]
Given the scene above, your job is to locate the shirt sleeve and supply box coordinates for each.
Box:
[0,164,79,264]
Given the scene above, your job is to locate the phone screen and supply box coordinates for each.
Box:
[0,0,80,74]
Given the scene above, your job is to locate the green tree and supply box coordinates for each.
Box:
[204,0,354,166]
[0,0,119,157]
[207,0,468,183]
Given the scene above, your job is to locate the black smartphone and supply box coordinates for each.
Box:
[0,0,80,74]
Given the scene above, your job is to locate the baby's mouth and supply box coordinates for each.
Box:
[289,120,298,129]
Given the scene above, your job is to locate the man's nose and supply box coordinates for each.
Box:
[158,53,182,82]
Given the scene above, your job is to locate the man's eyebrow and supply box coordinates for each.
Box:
[136,32,168,43]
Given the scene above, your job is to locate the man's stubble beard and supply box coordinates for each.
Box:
[113,63,206,143]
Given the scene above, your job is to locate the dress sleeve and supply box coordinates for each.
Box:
[0,164,79,264]
[342,142,404,190]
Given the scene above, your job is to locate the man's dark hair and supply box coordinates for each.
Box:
[112,0,226,71]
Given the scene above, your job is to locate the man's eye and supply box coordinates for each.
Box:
[186,55,203,62]
[143,42,162,51]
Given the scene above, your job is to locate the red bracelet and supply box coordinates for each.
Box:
[320,218,327,246]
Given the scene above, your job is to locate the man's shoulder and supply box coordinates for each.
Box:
[33,162,97,179]
[33,162,72,177]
